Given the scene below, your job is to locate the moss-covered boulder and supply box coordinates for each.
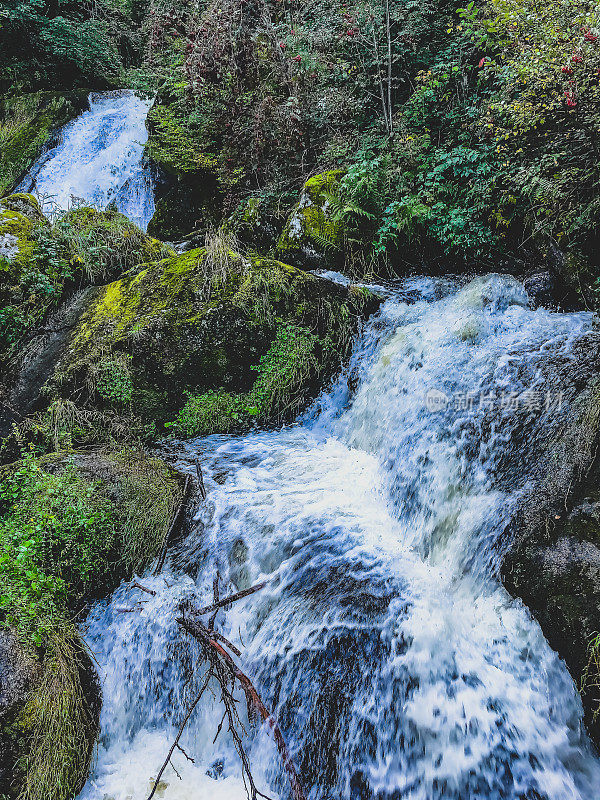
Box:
[0,194,48,273]
[0,201,174,384]
[0,447,183,800]
[48,241,378,435]
[229,195,283,251]
[0,92,89,197]
[276,171,345,269]
[59,207,174,282]
[145,96,222,241]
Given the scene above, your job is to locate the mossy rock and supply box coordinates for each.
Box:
[145,94,223,241]
[0,447,182,799]
[147,186,220,242]
[61,207,174,283]
[0,91,89,197]
[0,194,48,226]
[49,246,379,433]
[276,170,345,269]
[0,204,37,275]
[229,195,282,251]
[145,100,218,178]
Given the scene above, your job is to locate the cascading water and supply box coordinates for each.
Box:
[79,275,600,800]
[17,90,155,230]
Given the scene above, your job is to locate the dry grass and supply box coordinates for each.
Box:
[18,625,98,800]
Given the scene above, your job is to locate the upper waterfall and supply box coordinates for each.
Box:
[17,90,155,231]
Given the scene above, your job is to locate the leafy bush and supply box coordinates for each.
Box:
[168,322,321,437]
[0,455,117,646]
[0,0,145,93]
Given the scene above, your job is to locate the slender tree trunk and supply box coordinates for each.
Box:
[385,0,393,136]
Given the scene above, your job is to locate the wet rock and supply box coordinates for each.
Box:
[523,270,578,310]
[0,631,40,797]
[0,631,39,721]
[523,271,556,307]
[503,372,600,746]
[145,94,222,241]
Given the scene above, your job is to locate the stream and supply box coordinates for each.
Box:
[22,93,600,800]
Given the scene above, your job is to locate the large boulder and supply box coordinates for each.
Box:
[502,372,600,744]
[276,171,345,269]
[145,96,222,241]
[0,201,175,429]
[45,244,378,434]
[0,445,182,799]
[0,631,40,797]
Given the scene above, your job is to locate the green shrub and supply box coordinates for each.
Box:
[0,454,118,646]
[168,322,321,437]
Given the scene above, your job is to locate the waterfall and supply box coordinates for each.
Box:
[78,274,600,800]
[17,90,155,231]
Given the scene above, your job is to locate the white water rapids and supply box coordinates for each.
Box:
[17,90,155,230]
[17,92,599,798]
[77,275,600,800]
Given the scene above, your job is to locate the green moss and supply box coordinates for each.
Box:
[16,625,98,800]
[0,195,47,225]
[146,104,217,176]
[49,242,377,433]
[169,390,247,437]
[0,448,181,643]
[0,92,87,197]
[277,170,345,266]
[59,207,174,283]
[169,322,320,437]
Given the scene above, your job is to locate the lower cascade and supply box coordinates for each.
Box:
[78,275,600,800]
[17,90,155,231]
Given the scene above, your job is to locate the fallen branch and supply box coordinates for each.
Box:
[146,667,214,800]
[190,581,267,617]
[154,474,192,574]
[178,609,306,800]
[132,580,156,596]
[195,458,207,500]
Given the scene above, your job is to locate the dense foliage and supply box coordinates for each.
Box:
[140,0,600,290]
[0,0,149,93]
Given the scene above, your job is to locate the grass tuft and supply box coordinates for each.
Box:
[18,625,98,800]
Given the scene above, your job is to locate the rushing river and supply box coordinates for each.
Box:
[77,275,600,800]
[21,93,600,799]
[17,90,155,230]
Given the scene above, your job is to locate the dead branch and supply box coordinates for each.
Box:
[178,610,306,800]
[146,666,214,800]
[195,458,207,500]
[154,474,192,574]
[190,581,267,617]
[132,580,157,596]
